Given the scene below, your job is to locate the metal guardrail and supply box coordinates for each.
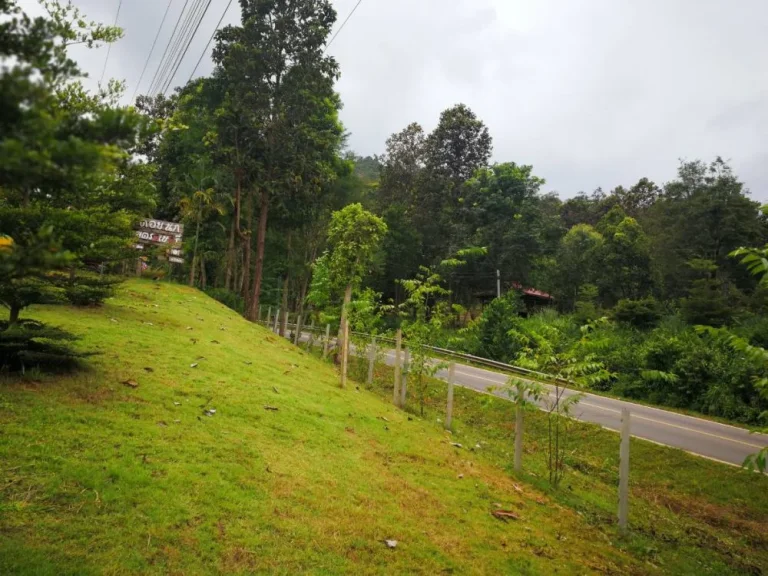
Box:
[258,319,571,387]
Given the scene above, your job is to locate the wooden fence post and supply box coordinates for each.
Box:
[293,314,302,346]
[322,324,331,359]
[393,328,402,407]
[273,308,280,332]
[445,363,456,430]
[280,310,288,338]
[266,306,272,327]
[340,319,349,388]
[618,408,631,533]
[258,306,263,322]
[367,337,376,385]
[307,319,315,350]
[400,347,409,408]
[514,394,524,472]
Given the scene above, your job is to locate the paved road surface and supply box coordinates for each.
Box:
[294,329,768,466]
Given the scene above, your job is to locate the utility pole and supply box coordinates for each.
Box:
[496,269,501,299]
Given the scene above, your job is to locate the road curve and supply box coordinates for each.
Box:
[377,349,768,467]
[292,328,768,466]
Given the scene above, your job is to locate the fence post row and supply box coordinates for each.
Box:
[445,363,455,430]
[618,408,631,533]
[400,347,409,408]
[393,328,402,407]
[367,336,377,385]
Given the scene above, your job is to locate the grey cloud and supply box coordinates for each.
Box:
[17,0,768,199]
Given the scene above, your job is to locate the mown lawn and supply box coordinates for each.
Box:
[343,344,768,575]
[0,279,765,575]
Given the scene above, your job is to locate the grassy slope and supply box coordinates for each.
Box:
[0,280,764,575]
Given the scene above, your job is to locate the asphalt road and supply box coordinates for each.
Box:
[293,328,768,466]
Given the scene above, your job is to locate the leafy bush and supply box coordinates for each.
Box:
[612,297,662,329]
[468,291,525,363]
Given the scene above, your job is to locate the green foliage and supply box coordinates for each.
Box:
[56,272,122,306]
[0,319,81,372]
[467,290,526,363]
[326,204,388,291]
[612,297,662,329]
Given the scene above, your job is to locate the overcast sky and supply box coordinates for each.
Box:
[20,0,768,200]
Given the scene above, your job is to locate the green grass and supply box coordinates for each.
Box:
[0,279,765,575]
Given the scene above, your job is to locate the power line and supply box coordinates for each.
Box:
[147,0,192,96]
[151,0,205,95]
[155,0,209,95]
[187,0,235,83]
[132,0,175,101]
[325,0,364,53]
[100,0,123,84]
[159,0,215,95]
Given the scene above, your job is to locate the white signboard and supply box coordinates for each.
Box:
[139,219,184,234]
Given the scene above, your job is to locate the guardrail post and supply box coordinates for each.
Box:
[393,328,402,407]
[293,314,302,346]
[445,363,455,430]
[400,347,409,407]
[367,336,376,385]
[322,324,331,359]
[618,408,630,533]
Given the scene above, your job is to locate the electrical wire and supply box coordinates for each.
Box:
[132,0,175,101]
[100,0,123,84]
[146,0,192,96]
[151,0,205,95]
[324,0,364,53]
[159,0,215,95]
[154,0,208,94]
[187,0,235,83]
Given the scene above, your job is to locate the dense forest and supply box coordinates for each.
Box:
[2,0,768,428]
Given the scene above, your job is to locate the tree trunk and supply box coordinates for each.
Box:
[279,274,289,337]
[9,304,20,326]
[242,192,253,308]
[190,216,201,287]
[200,253,207,290]
[250,188,270,320]
[337,283,353,355]
[225,216,236,291]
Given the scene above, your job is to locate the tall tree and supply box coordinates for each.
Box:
[212,0,344,320]
[316,203,386,354]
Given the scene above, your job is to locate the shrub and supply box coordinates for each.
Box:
[471,291,525,362]
[612,297,662,329]
[0,319,84,373]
